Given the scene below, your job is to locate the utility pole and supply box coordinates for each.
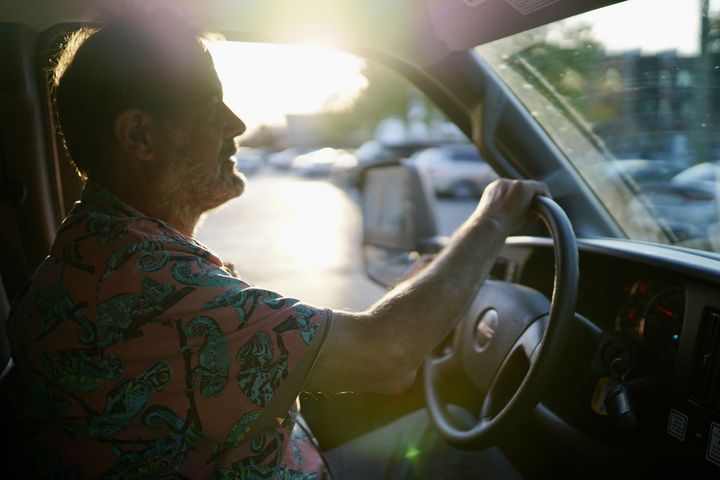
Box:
[693,0,712,166]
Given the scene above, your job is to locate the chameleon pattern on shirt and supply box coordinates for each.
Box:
[5,182,330,479]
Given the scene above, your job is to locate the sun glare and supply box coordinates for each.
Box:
[206,41,368,135]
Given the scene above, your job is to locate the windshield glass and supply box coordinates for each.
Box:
[476,0,720,253]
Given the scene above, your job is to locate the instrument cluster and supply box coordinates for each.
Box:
[614,281,685,358]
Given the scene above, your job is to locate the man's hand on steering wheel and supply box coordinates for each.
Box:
[474,179,551,235]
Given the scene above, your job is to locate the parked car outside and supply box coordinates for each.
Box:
[624,161,720,244]
[341,139,436,186]
[672,160,720,187]
[588,159,686,186]
[329,149,359,183]
[231,147,264,175]
[266,147,315,170]
[408,143,499,198]
[291,147,347,177]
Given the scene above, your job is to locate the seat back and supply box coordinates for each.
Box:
[0,271,21,475]
[0,274,10,374]
[0,22,48,474]
[0,22,68,301]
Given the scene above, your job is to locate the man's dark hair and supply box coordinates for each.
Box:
[52,10,212,179]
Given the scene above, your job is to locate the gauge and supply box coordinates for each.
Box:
[640,285,685,355]
[615,281,650,337]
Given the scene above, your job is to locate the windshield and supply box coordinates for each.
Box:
[476,0,720,253]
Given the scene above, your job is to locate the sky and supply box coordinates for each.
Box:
[206,0,715,134]
[206,41,367,134]
[567,0,708,56]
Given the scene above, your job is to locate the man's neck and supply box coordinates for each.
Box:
[93,176,200,237]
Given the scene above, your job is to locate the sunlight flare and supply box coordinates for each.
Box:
[206,41,368,135]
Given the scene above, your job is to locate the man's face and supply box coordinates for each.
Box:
[154,55,247,216]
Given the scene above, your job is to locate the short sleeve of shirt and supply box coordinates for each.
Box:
[94,245,330,445]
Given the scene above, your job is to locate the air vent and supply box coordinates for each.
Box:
[690,309,720,409]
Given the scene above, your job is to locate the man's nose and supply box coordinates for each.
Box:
[222,102,246,137]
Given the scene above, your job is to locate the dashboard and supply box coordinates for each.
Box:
[494,237,720,475]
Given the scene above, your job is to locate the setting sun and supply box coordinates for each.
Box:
[205,41,368,134]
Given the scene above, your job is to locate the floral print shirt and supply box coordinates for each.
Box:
[5,182,331,479]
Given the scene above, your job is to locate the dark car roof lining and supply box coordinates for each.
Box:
[1,0,627,64]
[427,0,625,50]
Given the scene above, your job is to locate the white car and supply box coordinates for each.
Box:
[266,147,314,170]
[409,144,499,198]
[340,140,436,186]
[291,147,343,176]
[626,161,720,244]
[231,147,264,175]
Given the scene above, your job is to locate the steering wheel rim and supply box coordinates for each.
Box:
[424,195,578,449]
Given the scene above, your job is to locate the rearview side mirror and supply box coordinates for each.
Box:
[360,163,442,288]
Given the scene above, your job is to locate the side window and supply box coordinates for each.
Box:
[196,41,484,308]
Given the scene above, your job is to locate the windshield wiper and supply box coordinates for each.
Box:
[508,53,613,159]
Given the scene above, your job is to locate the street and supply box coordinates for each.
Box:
[195,168,475,311]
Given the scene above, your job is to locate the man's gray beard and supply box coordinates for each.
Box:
[155,128,244,229]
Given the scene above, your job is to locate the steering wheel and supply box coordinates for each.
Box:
[424,195,578,449]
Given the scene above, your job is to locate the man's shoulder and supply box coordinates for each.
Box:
[36,206,228,302]
[57,205,216,260]
[54,182,223,271]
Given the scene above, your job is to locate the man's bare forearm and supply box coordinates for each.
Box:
[305,179,548,394]
[366,211,509,371]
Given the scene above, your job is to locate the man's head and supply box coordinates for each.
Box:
[53,9,246,226]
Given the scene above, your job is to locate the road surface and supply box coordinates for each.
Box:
[195,168,475,311]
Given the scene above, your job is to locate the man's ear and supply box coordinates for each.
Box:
[115,109,156,161]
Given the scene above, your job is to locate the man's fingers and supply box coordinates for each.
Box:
[524,179,551,198]
[475,179,552,232]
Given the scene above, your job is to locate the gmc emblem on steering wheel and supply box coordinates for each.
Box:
[475,309,498,350]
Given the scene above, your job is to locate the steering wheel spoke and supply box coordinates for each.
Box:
[515,316,547,365]
[427,348,459,377]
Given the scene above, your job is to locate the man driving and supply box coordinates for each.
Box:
[3,10,547,479]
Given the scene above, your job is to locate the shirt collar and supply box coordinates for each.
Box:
[56,180,226,271]
[78,180,146,219]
